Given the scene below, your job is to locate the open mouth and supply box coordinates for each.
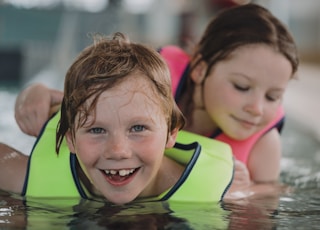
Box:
[101,167,139,185]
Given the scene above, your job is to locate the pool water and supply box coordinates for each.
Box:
[1,87,320,229]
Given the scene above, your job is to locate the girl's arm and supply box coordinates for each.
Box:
[248,128,281,183]
[225,129,283,200]
[0,143,28,194]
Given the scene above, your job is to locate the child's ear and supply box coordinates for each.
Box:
[65,130,76,153]
[190,56,208,84]
[166,128,179,148]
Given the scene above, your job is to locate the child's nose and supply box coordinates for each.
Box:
[105,134,132,160]
[244,97,263,116]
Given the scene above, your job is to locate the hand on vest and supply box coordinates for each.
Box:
[15,83,63,137]
[224,160,251,200]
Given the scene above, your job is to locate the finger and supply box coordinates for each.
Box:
[16,115,37,137]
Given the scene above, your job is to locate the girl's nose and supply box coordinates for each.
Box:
[244,97,264,116]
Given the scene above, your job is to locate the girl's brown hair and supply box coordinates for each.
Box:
[179,3,299,120]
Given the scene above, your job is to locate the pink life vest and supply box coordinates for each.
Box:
[159,45,285,164]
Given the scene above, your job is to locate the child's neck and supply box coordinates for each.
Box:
[75,160,102,198]
[140,156,184,198]
[185,109,217,136]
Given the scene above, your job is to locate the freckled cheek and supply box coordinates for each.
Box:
[74,138,105,166]
[141,146,161,162]
[136,137,165,163]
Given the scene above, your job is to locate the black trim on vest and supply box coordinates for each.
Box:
[210,128,223,139]
[21,115,53,196]
[160,141,201,201]
[70,154,88,199]
[220,157,235,201]
[275,116,285,133]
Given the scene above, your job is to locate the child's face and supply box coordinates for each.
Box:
[66,74,176,204]
[202,44,292,140]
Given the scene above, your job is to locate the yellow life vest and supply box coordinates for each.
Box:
[22,112,234,204]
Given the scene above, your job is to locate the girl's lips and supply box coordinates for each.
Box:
[238,120,257,129]
[101,167,140,186]
[232,115,257,128]
[240,119,256,126]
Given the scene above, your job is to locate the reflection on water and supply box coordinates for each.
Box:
[0,190,231,229]
[1,87,320,229]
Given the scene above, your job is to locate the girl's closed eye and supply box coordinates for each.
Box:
[233,83,249,92]
[265,93,282,102]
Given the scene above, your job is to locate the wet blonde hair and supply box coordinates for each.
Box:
[56,32,185,152]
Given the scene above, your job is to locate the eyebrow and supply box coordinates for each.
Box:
[229,72,251,80]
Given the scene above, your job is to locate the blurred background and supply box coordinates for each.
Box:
[0,0,319,88]
[0,0,320,153]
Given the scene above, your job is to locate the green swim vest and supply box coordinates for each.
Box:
[22,111,234,203]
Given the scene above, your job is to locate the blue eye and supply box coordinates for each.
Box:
[131,125,145,132]
[89,127,105,134]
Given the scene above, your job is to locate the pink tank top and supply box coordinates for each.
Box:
[159,45,285,164]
